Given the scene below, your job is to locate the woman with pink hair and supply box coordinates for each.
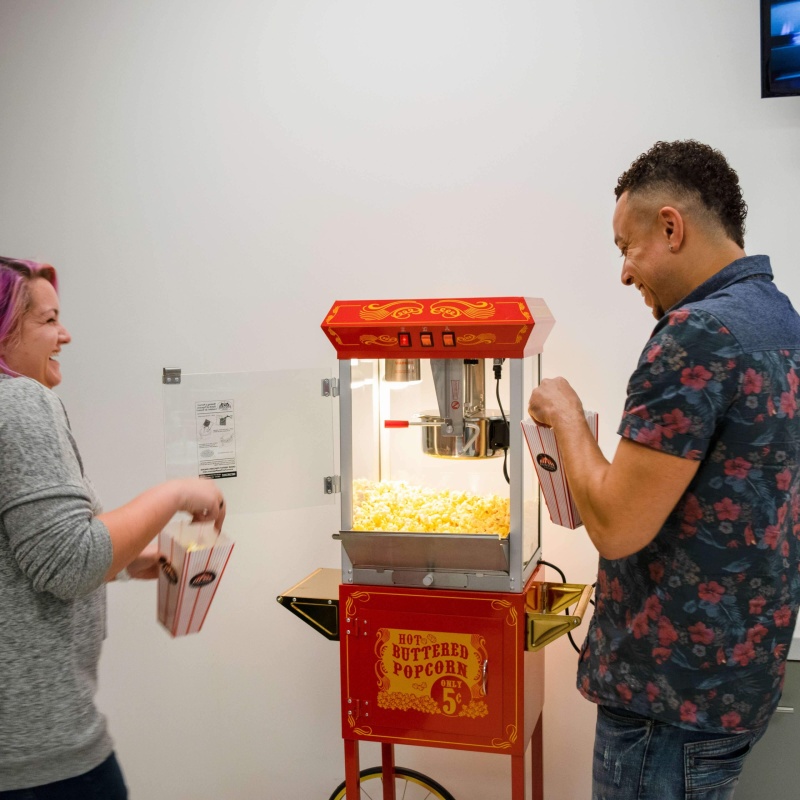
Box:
[0,257,226,799]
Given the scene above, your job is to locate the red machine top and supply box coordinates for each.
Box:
[321,297,554,359]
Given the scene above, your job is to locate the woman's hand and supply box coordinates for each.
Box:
[123,541,161,580]
[173,477,227,531]
[100,478,227,582]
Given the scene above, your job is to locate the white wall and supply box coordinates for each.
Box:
[1,1,798,798]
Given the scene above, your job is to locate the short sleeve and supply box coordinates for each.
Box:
[618,308,741,461]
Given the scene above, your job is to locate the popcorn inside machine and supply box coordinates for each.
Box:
[278,297,592,800]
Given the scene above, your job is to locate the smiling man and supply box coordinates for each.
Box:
[528,140,800,800]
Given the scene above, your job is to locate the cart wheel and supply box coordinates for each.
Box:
[327,765,456,800]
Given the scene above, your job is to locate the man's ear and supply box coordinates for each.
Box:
[658,206,684,251]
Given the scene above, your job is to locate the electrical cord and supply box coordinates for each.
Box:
[493,359,510,485]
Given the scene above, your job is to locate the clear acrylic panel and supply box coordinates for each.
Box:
[162,369,335,514]
[522,355,542,567]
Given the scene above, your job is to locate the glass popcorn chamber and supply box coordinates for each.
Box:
[321,297,555,593]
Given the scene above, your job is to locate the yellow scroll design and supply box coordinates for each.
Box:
[511,300,532,321]
[360,301,425,321]
[430,300,496,319]
[345,591,371,618]
[326,327,344,346]
[457,333,497,346]
[514,325,529,344]
[360,334,398,347]
[347,715,373,736]
[374,629,391,691]
[492,599,517,628]
[492,725,518,749]
[469,634,488,691]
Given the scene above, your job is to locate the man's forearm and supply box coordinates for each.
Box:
[550,411,615,553]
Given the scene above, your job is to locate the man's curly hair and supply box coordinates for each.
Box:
[615,140,747,248]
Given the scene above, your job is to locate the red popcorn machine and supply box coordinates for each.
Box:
[278,297,593,800]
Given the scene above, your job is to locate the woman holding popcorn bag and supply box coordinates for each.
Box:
[0,256,225,799]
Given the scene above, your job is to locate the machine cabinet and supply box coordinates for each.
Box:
[340,582,544,753]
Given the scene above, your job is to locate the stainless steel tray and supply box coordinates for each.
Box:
[338,530,510,574]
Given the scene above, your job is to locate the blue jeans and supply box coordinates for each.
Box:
[593,705,766,800]
[0,753,127,800]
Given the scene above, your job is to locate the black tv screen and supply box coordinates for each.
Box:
[762,0,800,96]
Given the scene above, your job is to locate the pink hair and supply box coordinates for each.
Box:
[0,257,59,377]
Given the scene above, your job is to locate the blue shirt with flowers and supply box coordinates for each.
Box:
[577,255,800,732]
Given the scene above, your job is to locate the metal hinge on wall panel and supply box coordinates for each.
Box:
[321,377,339,397]
[162,368,181,385]
[324,475,341,495]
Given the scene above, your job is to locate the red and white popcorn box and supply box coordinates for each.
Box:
[157,520,234,637]
[521,411,599,529]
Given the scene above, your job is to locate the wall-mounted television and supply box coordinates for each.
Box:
[761,0,800,96]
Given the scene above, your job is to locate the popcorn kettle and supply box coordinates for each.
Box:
[386,357,510,459]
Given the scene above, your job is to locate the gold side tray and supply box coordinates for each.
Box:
[525,582,593,652]
[277,567,341,641]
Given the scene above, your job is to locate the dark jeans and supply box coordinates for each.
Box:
[593,705,766,800]
[0,753,127,800]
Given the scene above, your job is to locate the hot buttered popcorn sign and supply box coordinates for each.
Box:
[375,628,489,718]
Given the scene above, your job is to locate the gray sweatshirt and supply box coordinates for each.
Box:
[0,374,114,790]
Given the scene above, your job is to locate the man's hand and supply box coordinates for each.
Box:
[528,377,586,428]
[528,376,700,559]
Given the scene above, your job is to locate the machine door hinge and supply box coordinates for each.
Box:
[324,475,341,495]
[162,368,182,385]
[344,614,369,638]
[322,377,339,397]
[347,698,361,721]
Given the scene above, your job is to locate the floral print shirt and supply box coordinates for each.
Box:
[577,255,800,732]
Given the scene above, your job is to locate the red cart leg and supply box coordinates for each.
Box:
[531,713,543,800]
[381,742,396,800]
[511,753,525,800]
[344,739,360,800]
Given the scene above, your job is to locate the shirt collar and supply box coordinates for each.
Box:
[667,255,773,314]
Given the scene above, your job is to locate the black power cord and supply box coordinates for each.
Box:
[493,359,510,484]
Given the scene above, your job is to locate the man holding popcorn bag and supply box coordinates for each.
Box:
[528,141,800,800]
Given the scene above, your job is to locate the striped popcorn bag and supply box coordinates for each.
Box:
[521,411,598,529]
[157,520,235,637]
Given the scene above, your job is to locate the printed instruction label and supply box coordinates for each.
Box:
[195,400,237,479]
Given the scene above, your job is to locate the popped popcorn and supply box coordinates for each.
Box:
[352,479,510,537]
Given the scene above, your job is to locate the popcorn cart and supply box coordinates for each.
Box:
[278,297,592,800]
